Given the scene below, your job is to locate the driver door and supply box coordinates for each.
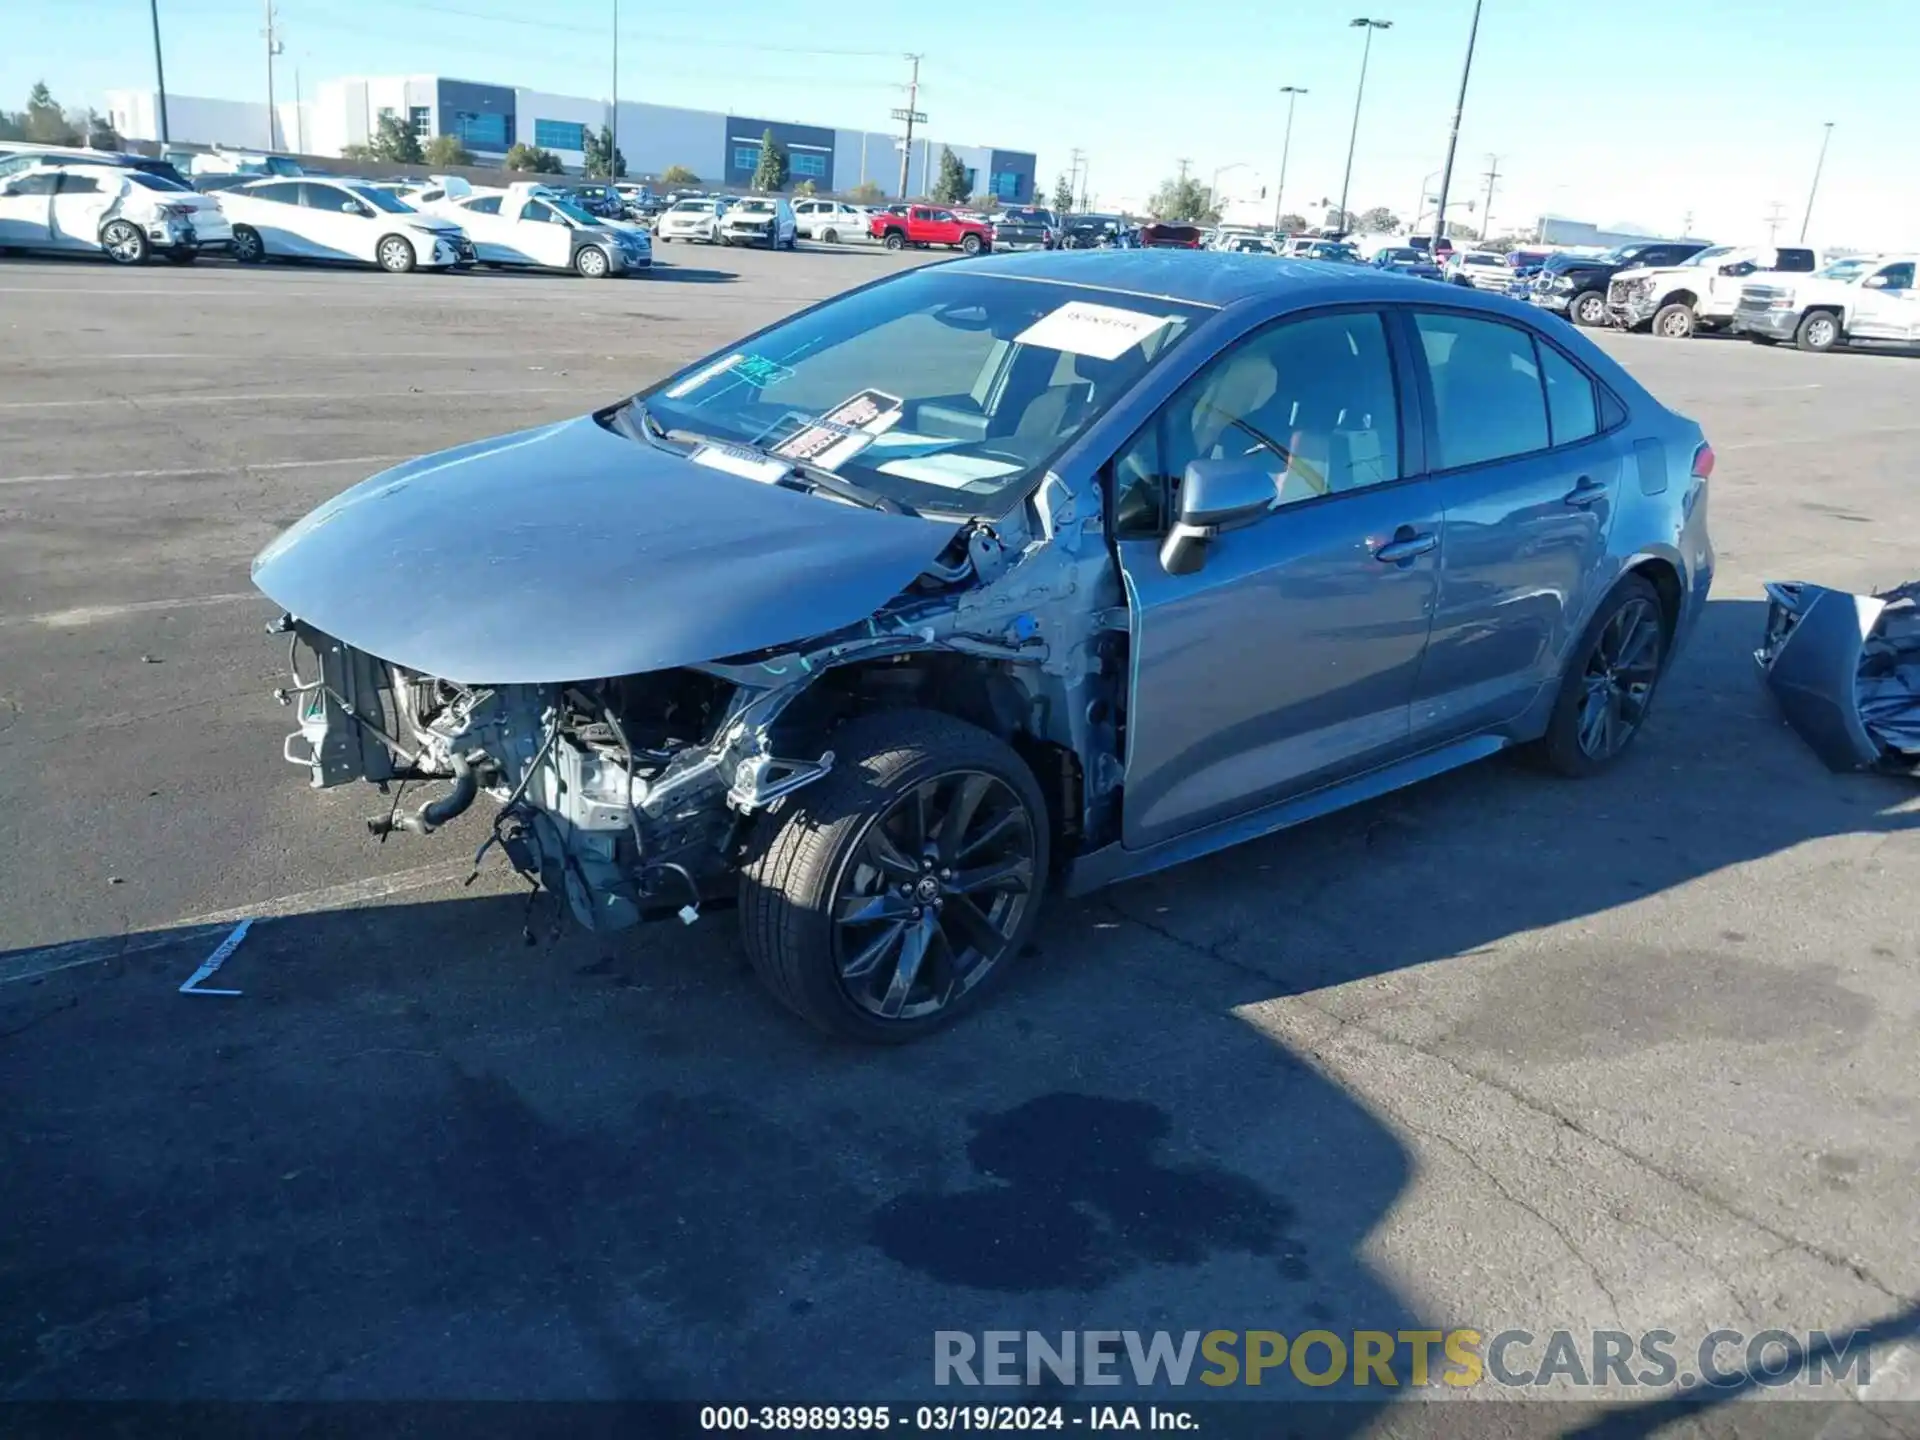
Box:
[49,171,118,250]
[296,182,369,261]
[1110,307,1443,850]
[1851,261,1917,340]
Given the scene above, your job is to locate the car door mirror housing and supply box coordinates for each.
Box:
[1863,274,1889,290]
[1158,459,1277,576]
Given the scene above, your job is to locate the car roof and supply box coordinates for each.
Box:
[948,249,1572,313]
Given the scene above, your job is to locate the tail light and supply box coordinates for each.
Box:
[1691,442,1715,480]
[161,203,195,219]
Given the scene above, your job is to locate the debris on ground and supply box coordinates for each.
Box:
[178,918,252,997]
[1757,579,1920,776]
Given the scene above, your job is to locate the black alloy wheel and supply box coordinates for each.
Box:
[1535,574,1667,777]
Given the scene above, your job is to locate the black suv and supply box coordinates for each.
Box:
[1530,240,1711,326]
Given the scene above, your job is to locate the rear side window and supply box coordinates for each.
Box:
[1538,343,1598,447]
[56,173,102,194]
[8,172,62,195]
[247,182,302,205]
[1775,248,1816,272]
[1415,313,1549,468]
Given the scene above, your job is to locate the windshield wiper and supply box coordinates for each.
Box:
[784,460,916,516]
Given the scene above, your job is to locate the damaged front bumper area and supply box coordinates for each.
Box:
[1755,579,1920,776]
[269,615,839,930]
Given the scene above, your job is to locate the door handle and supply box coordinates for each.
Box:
[1563,475,1608,507]
[1372,527,1438,564]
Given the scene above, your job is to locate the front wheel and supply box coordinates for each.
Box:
[960,233,983,256]
[574,244,612,278]
[1570,290,1607,326]
[1532,574,1667,778]
[1795,309,1842,353]
[883,231,906,251]
[100,220,149,265]
[1652,302,1696,339]
[376,234,416,273]
[739,709,1050,1043]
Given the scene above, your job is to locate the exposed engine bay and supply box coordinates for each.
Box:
[269,484,1127,934]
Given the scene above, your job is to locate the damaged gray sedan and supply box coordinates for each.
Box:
[254,252,1716,1041]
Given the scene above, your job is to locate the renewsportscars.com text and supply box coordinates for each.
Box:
[934,1329,1873,1390]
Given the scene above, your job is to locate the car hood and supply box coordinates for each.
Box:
[250,414,964,684]
[408,217,463,234]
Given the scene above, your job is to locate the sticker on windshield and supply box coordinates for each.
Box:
[1014,301,1176,361]
[689,442,793,486]
[661,351,794,400]
[663,353,743,399]
[771,389,903,469]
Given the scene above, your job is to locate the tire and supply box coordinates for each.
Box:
[376,234,416,273]
[739,709,1050,1044]
[883,230,906,251]
[1652,302,1696,339]
[1795,309,1842,353]
[960,233,983,256]
[1532,574,1667,778]
[100,220,149,266]
[1570,290,1607,326]
[229,226,265,264]
[574,244,612,278]
[820,227,838,245]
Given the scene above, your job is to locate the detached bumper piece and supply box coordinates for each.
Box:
[1756,580,1920,776]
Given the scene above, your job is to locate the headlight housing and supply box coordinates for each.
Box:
[1550,275,1576,291]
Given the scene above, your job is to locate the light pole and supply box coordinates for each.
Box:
[149,0,170,145]
[1274,86,1306,231]
[610,0,619,179]
[1411,168,1440,231]
[1209,161,1250,214]
[1429,0,1484,250]
[1799,121,1834,243]
[1338,18,1391,232]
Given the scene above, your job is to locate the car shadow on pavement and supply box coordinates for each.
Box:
[641,266,736,284]
[0,599,1906,1410]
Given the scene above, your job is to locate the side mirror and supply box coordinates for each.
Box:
[1862,274,1890,290]
[1158,459,1277,576]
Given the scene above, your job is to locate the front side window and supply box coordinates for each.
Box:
[246,181,303,205]
[636,270,1208,518]
[55,173,102,194]
[463,195,502,215]
[1873,262,1915,291]
[344,185,416,214]
[303,184,362,214]
[1416,313,1551,469]
[523,200,558,224]
[1111,310,1401,538]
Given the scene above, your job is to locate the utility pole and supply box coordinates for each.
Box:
[1176,157,1192,184]
[261,0,282,150]
[1799,121,1834,243]
[1339,18,1391,232]
[610,0,619,178]
[1429,0,1483,251]
[149,0,171,144]
[1275,86,1306,232]
[1681,209,1693,238]
[896,53,922,199]
[1764,200,1787,243]
[1068,147,1085,213]
[1478,153,1500,241]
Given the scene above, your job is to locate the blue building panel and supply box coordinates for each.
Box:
[986,149,1036,205]
[724,115,837,188]
[438,79,516,154]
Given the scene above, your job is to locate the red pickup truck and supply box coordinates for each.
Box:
[870,204,994,256]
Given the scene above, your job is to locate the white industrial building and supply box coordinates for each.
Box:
[104,75,1039,203]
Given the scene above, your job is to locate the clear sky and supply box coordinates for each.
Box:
[7,0,1914,248]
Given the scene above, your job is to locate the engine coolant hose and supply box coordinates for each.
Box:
[368,751,478,836]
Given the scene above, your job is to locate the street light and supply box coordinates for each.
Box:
[1275,86,1307,232]
[1337,18,1391,231]
[1429,0,1485,250]
[1799,121,1835,243]
[148,0,170,145]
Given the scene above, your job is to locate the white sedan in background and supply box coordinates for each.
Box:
[215,177,474,272]
[0,161,230,263]
[420,183,646,277]
[655,197,729,244]
[792,198,870,244]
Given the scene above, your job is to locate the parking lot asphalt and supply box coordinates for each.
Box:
[1,247,1917,1415]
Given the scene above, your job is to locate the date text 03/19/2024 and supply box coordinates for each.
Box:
[698,1404,1198,1431]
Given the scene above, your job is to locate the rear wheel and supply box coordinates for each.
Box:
[229,226,265,263]
[820,226,838,244]
[1795,309,1842,353]
[1533,574,1667,777]
[100,220,149,265]
[883,230,906,251]
[375,234,416,273]
[1571,290,1607,326]
[739,709,1049,1043]
[574,244,612,278]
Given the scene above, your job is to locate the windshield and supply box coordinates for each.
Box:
[1380,249,1421,262]
[631,268,1209,517]
[672,201,714,214]
[265,157,300,176]
[1814,258,1875,282]
[348,185,418,214]
[1683,246,1735,266]
[735,201,776,215]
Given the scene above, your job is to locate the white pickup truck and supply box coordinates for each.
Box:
[1605,244,1818,338]
[1730,255,1920,352]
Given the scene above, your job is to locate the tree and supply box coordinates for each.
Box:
[369,111,423,164]
[1355,205,1400,233]
[25,82,79,145]
[505,142,565,175]
[1275,211,1308,234]
[847,179,884,205]
[660,164,700,186]
[1050,173,1075,214]
[339,142,376,161]
[1323,206,1355,231]
[1148,173,1216,224]
[582,124,626,179]
[751,129,788,191]
[931,145,970,204]
[424,134,472,167]
[78,108,121,149]
[792,177,817,197]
